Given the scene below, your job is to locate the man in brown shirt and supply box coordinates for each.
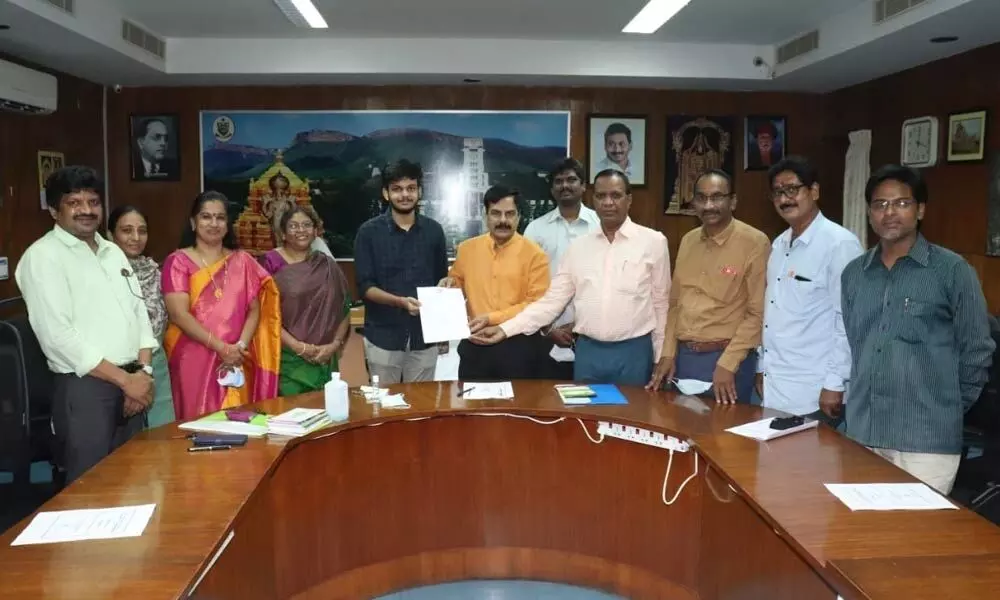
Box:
[648,169,770,403]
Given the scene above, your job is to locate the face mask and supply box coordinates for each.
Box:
[217,366,245,388]
[673,378,712,396]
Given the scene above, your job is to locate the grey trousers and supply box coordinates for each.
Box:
[52,374,145,483]
[363,338,438,384]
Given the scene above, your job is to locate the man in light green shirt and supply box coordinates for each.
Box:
[15,166,157,482]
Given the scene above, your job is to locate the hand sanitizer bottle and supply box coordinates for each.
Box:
[325,372,349,421]
[368,374,381,406]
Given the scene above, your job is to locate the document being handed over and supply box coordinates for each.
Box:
[416,287,471,344]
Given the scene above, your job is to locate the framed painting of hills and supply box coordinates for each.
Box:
[200,110,571,259]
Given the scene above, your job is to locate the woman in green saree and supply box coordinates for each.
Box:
[260,205,352,395]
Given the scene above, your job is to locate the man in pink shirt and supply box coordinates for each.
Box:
[471,170,670,385]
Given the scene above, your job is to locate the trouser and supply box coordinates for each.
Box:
[868,448,961,495]
[52,373,145,484]
[573,333,653,387]
[457,334,544,381]
[542,355,576,381]
[363,337,438,384]
[674,345,757,404]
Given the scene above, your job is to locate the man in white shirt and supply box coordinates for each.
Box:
[523,158,600,379]
[594,123,633,179]
[757,156,863,424]
[16,166,157,482]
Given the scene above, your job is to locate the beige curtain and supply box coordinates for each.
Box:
[843,130,872,249]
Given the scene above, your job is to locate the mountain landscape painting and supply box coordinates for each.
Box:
[200,110,571,259]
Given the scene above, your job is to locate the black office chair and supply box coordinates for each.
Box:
[960,316,1000,512]
[0,311,59,492]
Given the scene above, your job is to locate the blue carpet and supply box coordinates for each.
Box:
[376,580,623,599]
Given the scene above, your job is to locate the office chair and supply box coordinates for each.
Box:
[0,311,59,492]
[962,317,1000,512]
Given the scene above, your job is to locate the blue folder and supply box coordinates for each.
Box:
[587,384,629,405]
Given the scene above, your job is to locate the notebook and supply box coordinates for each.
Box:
[179,410,269,438]
[554,384,629,406]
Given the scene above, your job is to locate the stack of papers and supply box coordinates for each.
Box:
[460,382,514,400]
[555,384,597,405]
[725,417,818,441]
[179,411,269,437]
[266,408,332,438]
[824,483,957,511]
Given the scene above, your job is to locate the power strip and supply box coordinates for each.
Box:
[597,421,690,452]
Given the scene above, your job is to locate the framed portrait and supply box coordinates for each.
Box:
[744,115,787,171]
[586,114,648,187]
[947,109,988,163]
[664,116,735,215]
[130,113,181,181]
[37,150,65,210]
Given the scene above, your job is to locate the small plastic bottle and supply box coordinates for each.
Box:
[324,372,349,421]
[368,374,381,406]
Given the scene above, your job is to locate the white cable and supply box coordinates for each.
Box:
[662,451,699,506]
[576,418,604,444]
[468,412,566,425]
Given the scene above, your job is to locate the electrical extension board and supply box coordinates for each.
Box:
[597,421,690,452]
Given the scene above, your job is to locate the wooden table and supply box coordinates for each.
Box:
[1,381,999,599]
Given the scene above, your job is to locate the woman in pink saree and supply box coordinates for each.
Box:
[162,192,281,420]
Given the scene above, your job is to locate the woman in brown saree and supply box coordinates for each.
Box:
[259,206,351,395]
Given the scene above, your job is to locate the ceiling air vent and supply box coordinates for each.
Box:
[776,30,819,65]
[121,20,166,60]
[874,0,930,24]
[39,0,74,14]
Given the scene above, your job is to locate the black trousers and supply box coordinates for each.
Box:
[52,373,145,483]
[458,334,545,381]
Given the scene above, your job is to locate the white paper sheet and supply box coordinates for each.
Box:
[11,504,156,546]
[461,382,514,400]
[725,417,818,441]
[549,345,575,362]
[380,393,411,409]
[416,287,471,344]
[824,483,957,511]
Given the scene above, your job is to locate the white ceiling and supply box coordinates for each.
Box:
[0,0,996,92]
[110,0,864,43]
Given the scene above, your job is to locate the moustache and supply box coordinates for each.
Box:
[701,210,721,216]
[495,225,512,230]
[75,215,97,220]
[779,203,797,210]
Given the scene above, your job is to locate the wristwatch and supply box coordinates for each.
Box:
[140,364,153,376]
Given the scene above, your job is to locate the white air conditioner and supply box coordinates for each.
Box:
[0,59,58,115]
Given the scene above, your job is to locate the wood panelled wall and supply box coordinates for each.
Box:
[826,42,1000,311]
[105,86,829,289]
[0,57,104,306]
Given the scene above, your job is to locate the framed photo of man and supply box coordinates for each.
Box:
[586,115,648,187]
[130,114,181,181]
[37,150,65,210]
[744,115,787,171]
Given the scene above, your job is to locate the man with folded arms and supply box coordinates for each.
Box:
[16,166,156,483]
[648,169,769,404]
[440,185,549,380]
[757,156,862,425]
[472,170,669,386]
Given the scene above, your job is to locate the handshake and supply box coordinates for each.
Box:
[437,276,506,345]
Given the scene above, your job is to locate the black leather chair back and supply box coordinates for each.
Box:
[0,314,56,472]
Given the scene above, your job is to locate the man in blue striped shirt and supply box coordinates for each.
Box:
[841,164,994,494]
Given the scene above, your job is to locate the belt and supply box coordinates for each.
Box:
[678,339,730,353]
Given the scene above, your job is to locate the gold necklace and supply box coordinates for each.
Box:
[194,248,228,299]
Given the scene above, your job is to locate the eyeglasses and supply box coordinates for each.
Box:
[870,198,916,212]
[287,222,315,232]
[771,184,806,200]
[692,193,731,205]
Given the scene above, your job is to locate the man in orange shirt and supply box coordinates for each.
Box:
[440,185,550,380]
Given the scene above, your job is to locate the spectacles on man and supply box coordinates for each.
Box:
[869,198,915,212]
[771,184,806,200]
[692,193,731,205]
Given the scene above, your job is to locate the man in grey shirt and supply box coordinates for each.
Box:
[841,164,994,493]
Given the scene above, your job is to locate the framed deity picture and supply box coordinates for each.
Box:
[586,115,648,187]
[744,115,787,171]
[946,109,987,163]
[130,114,181,181]
[37,150,65,210]
[664,116,735,215]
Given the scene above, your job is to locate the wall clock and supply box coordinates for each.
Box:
[900,116,939,168]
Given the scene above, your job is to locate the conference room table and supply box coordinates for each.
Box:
[2,380,1000,599]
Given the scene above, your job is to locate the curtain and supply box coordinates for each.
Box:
[843,129,872,249]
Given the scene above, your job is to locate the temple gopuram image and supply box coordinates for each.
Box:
[234,151,316,255]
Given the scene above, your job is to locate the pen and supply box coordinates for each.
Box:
[457,386,476,396]
[187,445,233,453]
